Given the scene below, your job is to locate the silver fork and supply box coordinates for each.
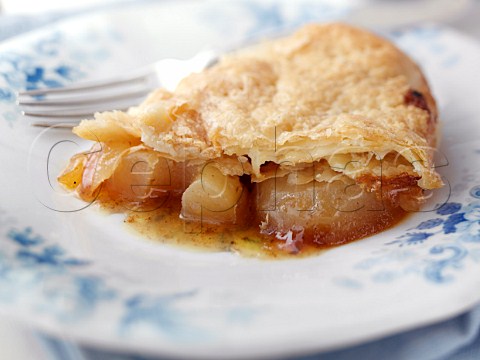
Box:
[17,50,218,128]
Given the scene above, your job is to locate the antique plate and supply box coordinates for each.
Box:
[1,1,480,358]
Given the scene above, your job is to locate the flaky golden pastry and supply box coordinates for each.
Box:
[75,23,441,189]
[62,23,444,254]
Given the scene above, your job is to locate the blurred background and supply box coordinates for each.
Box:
[0,0,480,38]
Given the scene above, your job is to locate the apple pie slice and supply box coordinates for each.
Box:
[59,23,443,254]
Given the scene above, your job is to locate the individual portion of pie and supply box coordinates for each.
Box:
[59,23,443,254]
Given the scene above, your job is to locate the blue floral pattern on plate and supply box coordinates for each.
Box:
[0,28,120,127]
[0,218,226,338]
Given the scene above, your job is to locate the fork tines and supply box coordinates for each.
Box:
[18,50,219,128]
[17,71,155,127]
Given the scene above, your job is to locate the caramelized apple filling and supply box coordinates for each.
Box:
[59,143,424,253]
[255,175,418,251]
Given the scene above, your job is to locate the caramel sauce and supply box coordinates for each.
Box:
[125,210,328,259]
[97,195,409,259]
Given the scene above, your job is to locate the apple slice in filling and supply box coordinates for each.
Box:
[181,164,249,225]
[254,172,419,251]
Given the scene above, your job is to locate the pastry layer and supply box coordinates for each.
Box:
[60,23,443,254]
[73,23,442,189]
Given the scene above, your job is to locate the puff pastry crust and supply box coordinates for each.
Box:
[74,23,441,189]
[61,23,443,252]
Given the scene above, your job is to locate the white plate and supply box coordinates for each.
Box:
[1,1,480,359]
